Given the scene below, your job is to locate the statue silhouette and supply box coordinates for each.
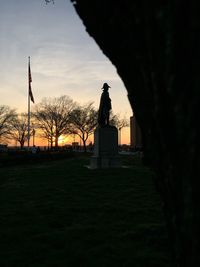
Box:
[98,83,112,127]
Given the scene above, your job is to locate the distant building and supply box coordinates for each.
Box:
[72,142,79,149]
[130,115,142,149]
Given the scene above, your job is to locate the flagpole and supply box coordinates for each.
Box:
[28,56,31,148]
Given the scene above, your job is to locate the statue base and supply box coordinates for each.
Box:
[90,126,121,169]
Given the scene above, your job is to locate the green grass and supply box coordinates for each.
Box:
[0,154,171,267]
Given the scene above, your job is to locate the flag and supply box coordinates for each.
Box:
[28,58,34,103]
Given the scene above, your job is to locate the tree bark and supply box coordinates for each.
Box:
[20,141,24,149]
[50,137,53,149]
[71,1,200,266]
[83,139,87,153]
[55,136,59,148]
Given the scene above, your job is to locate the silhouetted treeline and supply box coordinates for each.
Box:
[0,96,128,152]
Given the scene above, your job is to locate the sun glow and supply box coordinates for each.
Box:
[58,135,69,146]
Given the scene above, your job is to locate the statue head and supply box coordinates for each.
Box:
[102,83,111,91]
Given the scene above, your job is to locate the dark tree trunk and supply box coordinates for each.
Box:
[55,136,59,148]
[81,132,86,152]
[50,137,53,149]
[20,141,24,149]
[71,1,200,266]
[83,139,87,153]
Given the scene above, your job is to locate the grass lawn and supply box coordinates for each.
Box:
[0,154,171,267]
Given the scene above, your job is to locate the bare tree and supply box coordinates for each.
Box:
[116,116,129,131]
[33,96,75,148]
[33,108,55,148]
[109,112,129,128]
[0,105,16,143]
[115,115,129,145]
[69,102,98,152]
[9,113,31,148]
[109,113,129,145]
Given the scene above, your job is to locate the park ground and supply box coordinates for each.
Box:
[0,153,172,267]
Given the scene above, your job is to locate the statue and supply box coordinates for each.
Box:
[91,82,121,169]
[98,83,112,127]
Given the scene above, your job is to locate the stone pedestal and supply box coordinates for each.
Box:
[90,126,121,169]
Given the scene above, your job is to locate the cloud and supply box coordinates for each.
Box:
[0,0,132,121]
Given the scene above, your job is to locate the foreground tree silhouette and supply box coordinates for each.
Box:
[69,1,199,266]
[33,96,75,148]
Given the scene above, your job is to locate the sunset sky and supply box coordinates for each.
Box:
[0,0,133,145]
